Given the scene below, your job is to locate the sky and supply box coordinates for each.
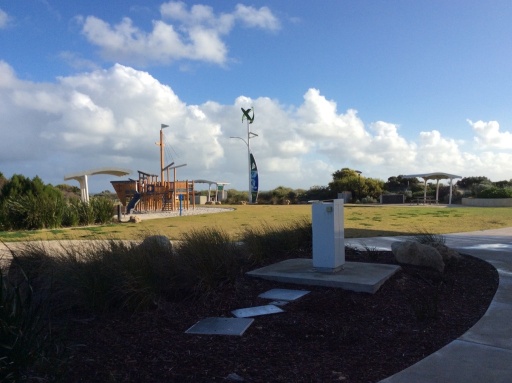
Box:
[1,1,512,193]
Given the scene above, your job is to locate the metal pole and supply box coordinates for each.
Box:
[247,118,252,204]
[160,127,165,183]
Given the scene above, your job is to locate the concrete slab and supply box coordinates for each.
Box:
[247,258,400,294]
[379,340,512,383]
[459,301,512,349]
[231,305,284,318]
[491,275,512,305]
[185,317,254,336]
[258,288,310,301]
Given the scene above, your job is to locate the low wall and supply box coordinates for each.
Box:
[380,194,405,204]
[462,198,512,207]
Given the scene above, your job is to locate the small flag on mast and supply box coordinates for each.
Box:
[161,124,169,129]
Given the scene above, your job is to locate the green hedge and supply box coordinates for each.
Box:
[477,187,512,199]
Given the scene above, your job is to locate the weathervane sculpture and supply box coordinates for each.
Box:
[237,107,258,203]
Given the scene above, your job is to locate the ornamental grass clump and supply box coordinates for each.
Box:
[241,218,312,263]
[0,259,60,382]
[9,239,175,313]
[172,228,244,297]
[412,230,446,246]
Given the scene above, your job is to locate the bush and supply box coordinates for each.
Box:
[225,189,248,204]
[241,218,312,263]
[477,187,512,199]
[412,231,446,246]
[61,201,80,227]
[1,194,65,230]
[1,262,58,382]
[173,228,243,296]
[9,239,174,313]
[90,196,115,224]
[68,199,95,226]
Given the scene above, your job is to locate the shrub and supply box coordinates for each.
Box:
[9,239,174,313]
[90,196,115,224]
[61,201,80,227]
[68,199,95,226]
[173,228,243,296]
[412,230,446,246]
[241,218,312,263]
[1,194,65,230]
[225,189,248,204]
[0,261,58,382]
[477,187,512,199]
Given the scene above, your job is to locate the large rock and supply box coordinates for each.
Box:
[139,235,173,253]
[391,241,445,273]
[429,242,461,263]
[129,215,142,223]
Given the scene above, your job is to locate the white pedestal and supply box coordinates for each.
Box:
[312,199,345,272]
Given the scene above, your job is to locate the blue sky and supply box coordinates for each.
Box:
[1,1,512,193]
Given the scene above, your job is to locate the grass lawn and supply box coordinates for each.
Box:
[1,204,511,242]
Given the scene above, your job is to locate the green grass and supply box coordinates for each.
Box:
[1,204,512,242]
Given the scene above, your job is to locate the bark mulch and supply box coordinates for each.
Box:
[61,250,498,383]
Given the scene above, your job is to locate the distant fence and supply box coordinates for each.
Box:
[462,198,512,207]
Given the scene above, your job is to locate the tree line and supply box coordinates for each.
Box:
[225,169,512,204]
[1,169,511,230]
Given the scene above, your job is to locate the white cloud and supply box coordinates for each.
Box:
[1,61,512,193]
[79,2,280,66]
[233,4,280,31]
[0,9,9,29]
[468,119,512,150]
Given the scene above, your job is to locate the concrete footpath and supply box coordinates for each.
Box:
[346,227,512,383]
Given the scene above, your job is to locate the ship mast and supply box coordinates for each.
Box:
[160,124,168,182]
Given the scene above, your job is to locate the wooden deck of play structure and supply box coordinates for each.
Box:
[111,170,195,213]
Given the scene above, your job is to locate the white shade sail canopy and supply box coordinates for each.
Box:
[402,172,462,205]
[64,167,132,203]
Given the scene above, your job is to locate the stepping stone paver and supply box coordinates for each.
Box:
[258,288,310,301]
[231,304,284,318]
[185,317,254,336]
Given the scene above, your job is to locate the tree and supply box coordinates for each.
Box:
[0,172,7,195]
[328,168,384,201]
[297,186,332,202]
[383,175,421,193]
[332,168,359,181]
[456,176,491,189]
[493,180,512,188]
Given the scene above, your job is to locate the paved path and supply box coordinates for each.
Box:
[346,228,512,383]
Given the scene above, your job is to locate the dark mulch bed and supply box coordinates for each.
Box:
[60,250,498,383]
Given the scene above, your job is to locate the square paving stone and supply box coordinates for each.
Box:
[231,305,284,318]
[185,317,254,336]
[258,288,310,301]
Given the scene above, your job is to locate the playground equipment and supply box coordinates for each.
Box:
[111,125,195,213]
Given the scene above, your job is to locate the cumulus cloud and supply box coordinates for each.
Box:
[468,119,512,150]
[1,61,511,192]
[79,1,280,66]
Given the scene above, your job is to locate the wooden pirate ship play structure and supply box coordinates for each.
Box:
[111,125,195,213]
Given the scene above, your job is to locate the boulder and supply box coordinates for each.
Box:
[429,242,461,263]
[391,240,445,273]
[129,215,142,223]
[139,235,173,253]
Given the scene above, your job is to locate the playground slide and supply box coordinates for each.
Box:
[127,192,141,214]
